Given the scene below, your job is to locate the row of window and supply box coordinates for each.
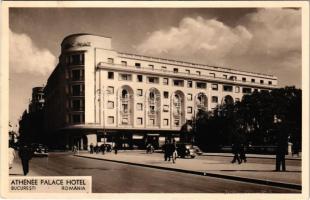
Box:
[107,72,266,92]
[106,116,181,126]
[106,58,273,85]
[106,86,255,97]
[69,84,258,99]
[106,95,235,111]
[66,54,85,65]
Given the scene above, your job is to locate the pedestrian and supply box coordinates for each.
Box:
[171,141,177,164]
[239,143,247,163]
[72,145,77,154]
[292,140,300,157]
[274,116,288,171]
[9,145,16,169]
[100,144,106,155]
[146,144,151,154]
[166,141,173,161]
[18,143,34,176]
[114,144,118,154]
[107,145,111,152]
[95,144,100,154]
[162,141,168,161]
[276,137,287,171]
[167,142,174,162]
[231,143,241,164]
[89,143,94,154]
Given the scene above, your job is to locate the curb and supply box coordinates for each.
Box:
[201,154,302,161]
[75,154,301,191]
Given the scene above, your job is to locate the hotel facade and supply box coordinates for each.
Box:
[43,33,278,149]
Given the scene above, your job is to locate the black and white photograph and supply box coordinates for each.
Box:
[1,1,309,199]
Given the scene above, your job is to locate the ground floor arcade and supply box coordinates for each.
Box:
[50,128,193,150]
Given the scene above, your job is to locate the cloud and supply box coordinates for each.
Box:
[136,16,253,64]
[10,30,57,75]
[136,8,301,65]
[135,8,301,87]
[243,8,301,58]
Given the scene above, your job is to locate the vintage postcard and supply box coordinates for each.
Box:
[0,1,309,199]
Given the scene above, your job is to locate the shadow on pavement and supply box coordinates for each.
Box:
[9,173,24,176]
[72,167,111,171]
[218,170,301,173]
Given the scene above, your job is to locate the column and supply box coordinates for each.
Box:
[86,133,97,150]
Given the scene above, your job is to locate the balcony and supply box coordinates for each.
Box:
[120,110,131,115]
[148,110,159,115]
[120,97,130,102]
[173,111,182,117]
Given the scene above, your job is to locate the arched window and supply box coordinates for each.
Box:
[197,93,207,109]
[121,89,128,99]
[149,91,155,100]
[223,95,234,105]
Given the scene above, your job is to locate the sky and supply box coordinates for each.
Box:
[9,7,302,129]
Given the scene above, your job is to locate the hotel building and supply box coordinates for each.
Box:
[43,33,278,149]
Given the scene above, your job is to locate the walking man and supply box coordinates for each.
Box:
[100,144,106,155]
[231,143,241,164]
[163,141,168,161]
[171,140,177,164]
[95,143,99,154]
[114,144,118,154]
[239,143,247,163]
[18,143,33,176]
[276,136,287,171]
[274,115,287,171]
[89,143,94,154]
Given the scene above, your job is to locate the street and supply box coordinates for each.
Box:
[10,152,300,193]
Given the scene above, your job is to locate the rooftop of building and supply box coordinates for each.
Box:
[60,33,277,79]
[61,33,112,45]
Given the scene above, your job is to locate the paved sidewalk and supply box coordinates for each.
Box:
[202,152,302,160]
[75,151,301,190]
[9,154,41,176]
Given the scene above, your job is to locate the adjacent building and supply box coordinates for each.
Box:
[19,87,45,144]
[28,87,45,113]
[43,33,278,149]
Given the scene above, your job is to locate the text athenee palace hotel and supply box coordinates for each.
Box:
[38,33,277,149]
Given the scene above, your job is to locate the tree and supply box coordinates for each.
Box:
[193,86,301,152]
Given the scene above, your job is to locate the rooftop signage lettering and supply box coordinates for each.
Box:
[63,41,91,49]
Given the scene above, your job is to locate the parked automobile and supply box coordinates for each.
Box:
[31,143,49,157]
[176,143,196,158]
[193,146,203,155]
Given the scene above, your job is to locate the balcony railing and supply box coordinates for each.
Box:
[173,111,182,117]
[148,110,159,115]
[117,52,276,78]
[120,110,131,115]
[120,97,130,101]
[97,62,277,89]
